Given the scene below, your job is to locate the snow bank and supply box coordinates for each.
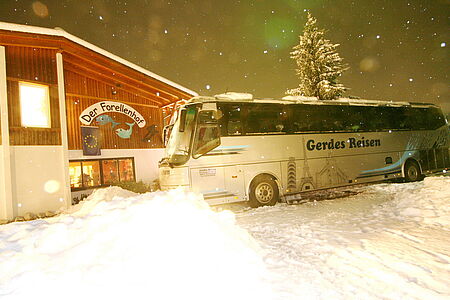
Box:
[0,188,271,300]
[372,176,450,228]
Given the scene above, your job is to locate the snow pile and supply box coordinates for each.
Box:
[372,176,450,228]
[0,188,271,300]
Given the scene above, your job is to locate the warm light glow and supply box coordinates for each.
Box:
[19,82,51,128]
[44,180,60,194]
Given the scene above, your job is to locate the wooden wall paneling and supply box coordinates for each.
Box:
[6,46,57,84]
[63,57,168,106]
[66,95,164,150]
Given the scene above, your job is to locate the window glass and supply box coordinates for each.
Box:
[69,161,82,188]
[217,104,242,136]
[291,105,326,132]
[102,160,119,184]
[227,105,243,136]
[19,82,51,128]
[193,126,220,158]
[118,159,135,182]
[426,107,446,130]
[193,110,221,158]
[82,161,101,187]
[246,104,284,134]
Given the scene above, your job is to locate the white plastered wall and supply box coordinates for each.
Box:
[0,146,5,219]
[10,146,67,215]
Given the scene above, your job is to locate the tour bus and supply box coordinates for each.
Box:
[159,93,449,207]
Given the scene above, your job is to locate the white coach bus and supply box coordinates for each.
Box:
[159,93,450,207]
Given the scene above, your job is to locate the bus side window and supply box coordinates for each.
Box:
[227,105,242,135]
[426,107,446,130]
[246,104,283,134]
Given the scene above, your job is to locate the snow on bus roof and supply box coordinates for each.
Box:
[0,22,198,97]
[189,93,437,108]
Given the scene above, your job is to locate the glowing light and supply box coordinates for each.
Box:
[44,180,61,194]
[440,42,446,47]
[205,84,211,90]
[32,1,49,18]
[409,78,414,82]
[359,57,380,72]
[19,82,51,128]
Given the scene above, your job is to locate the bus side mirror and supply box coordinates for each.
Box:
[179,109,187,132]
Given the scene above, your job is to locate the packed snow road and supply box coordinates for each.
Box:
[235,176,450,300]
[0,176,449,300]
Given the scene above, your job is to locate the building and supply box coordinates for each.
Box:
[0,22,197,221]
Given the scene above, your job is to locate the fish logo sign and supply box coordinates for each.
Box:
[116,122,135,139]
[96,114,119,128]
[79,101,146,128]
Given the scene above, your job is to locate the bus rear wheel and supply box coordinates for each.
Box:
[404,161,423,182]
[248,175,279,208]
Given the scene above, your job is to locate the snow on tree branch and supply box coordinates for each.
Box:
[287,12,349,100]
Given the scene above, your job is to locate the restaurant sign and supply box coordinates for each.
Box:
[79,101,146,128]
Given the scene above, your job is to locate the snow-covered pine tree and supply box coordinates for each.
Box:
[287,12,348,100]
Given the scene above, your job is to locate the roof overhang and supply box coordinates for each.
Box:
[0,22,198,101]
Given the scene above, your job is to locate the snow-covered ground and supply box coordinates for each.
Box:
[1,176,449,300]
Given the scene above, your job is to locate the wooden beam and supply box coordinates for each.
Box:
[66,93,159,108]
[63,63,163,107]
[63,58,169,106]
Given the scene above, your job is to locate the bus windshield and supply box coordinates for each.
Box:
[165,105,198,166]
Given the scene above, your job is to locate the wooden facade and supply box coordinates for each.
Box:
[0,26,196,150]
[5,46,61,145]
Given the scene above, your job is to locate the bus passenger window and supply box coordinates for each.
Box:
[227,106,242,135]
[246,104,283,134]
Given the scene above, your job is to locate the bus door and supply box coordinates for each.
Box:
[190,165,245,204]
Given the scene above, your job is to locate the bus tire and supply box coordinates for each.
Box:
[248,175,279,208]
[404,161,423,182]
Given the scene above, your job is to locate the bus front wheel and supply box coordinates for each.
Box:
[404,161,423,182]
[248,175,279,208]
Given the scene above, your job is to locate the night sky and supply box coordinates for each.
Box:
[0,0,448,112]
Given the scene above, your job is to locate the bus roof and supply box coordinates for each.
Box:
[187,93,439,109]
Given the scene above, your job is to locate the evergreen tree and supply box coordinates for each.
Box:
[287,12,348,100]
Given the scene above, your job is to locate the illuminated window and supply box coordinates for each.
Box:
[118,159,135,182]
[102,160,119,184]
[70,158,135,190]
[82,161,101,187]
[19,81,51,128]
[69,161,101,189]
[69,161,82,188]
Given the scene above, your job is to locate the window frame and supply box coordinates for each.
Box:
[69,157,136,191]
